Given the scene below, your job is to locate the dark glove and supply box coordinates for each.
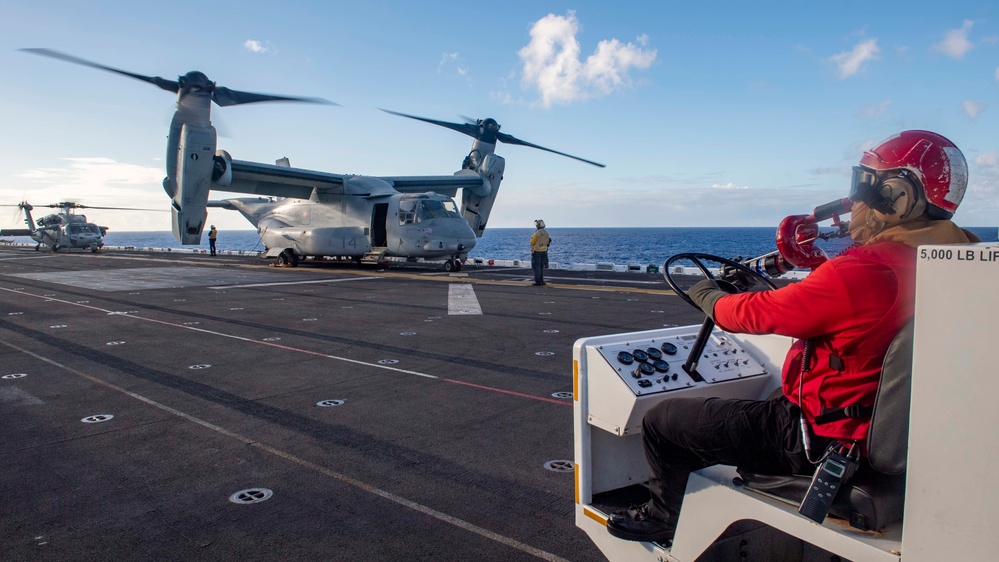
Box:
[719,257,753,291]
[688,279,740,320]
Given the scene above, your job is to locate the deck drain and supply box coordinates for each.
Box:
[627,298,639,302]
[189,364,212,370]
[543,329,560,334]
[400,332,416,336]
[8,312,23,315]
[49,325,67,329]
[183,321,200,326]
[340,306,354,309]
[651,310,665,314]
[173,299,186,302]
[76,300,90,304]
[106,341,125,346]
[3,373,28,380]
[544,460,575,473]
[230,307,244,311]
[229,488,273,504]
[302,318,317,321]
[44,294,56,297]
[273,298,285,301]
[317,399,346,407]
[263,337,281,342]
[535,351,555,356]
[82,414,114,423]
[538,312,551,316]
[377,359,399,364]
[551,392,573,399]
[427,316,441,320]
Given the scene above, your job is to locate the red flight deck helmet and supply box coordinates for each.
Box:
[854,130,968,219]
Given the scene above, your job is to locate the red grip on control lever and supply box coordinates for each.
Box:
[776,215,826,269]
[775,198,852,270]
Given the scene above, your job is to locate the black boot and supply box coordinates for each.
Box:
[606,502,676,544]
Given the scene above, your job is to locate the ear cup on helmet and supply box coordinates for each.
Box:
[871,176,926,225]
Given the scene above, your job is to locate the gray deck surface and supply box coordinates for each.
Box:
[0,247,707,562]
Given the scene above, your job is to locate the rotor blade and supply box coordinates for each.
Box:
[496,132,605,167]
[212,87,336,107]
[380,109,481,139]
[72,205,167,212]
[21,48,179,93]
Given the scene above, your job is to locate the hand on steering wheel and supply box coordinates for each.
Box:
[663,253,778,311]
[662,253,778,381]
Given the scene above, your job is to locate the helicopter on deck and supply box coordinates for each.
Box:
[24,48,604,271]
[0,201,158,252]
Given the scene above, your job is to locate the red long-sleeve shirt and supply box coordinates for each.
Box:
[713,242,916,442]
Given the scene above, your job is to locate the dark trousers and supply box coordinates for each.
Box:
[531,251,546,284]
[209,239,217,255]
[642,395,826,521]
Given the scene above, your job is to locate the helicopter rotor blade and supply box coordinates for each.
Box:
[21,48,180,93]
[495,132,605,168]
[380,109,482,138]
[23,48,337,108]
[70,205,167,212]
[382,109,605,167]
[212,87,337,107]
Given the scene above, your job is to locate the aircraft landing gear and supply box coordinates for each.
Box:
[444,259,462,272]
[276,249,300,267]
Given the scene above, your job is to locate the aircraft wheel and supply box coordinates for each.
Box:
[276,252,289,266]
[444,260,456,272]
[290,253,300,267]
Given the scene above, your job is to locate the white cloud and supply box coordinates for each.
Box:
[963,100,985,119]
[829,39,880,79]
[244,39,275,54]
[518,11,657,108]
[859,99,892,118]
[438,51,469,78]
[709,182,749,189]
[934,20,974,59]
[995,66,999,82]
[2,158,169,230]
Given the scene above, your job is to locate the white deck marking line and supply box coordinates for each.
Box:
[209,277,380,289]
[0,340,571,562]
[0,287,569,405]
[448,283,482,315]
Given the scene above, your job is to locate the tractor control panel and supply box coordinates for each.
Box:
[592,331,768,397]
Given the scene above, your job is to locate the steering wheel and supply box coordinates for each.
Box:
[663,253,778,310]
[662,253,778,381]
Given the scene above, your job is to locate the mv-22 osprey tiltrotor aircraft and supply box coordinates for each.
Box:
[24,49,603,271]
[0,201,160,252]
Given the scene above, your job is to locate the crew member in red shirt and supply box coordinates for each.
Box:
[607,130,981,543]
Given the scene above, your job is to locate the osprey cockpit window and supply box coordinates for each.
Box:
[442,200,461,218]
[417,200,449,222]
[399,200,417,225]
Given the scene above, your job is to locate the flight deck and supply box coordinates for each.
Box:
[0,246,707,562]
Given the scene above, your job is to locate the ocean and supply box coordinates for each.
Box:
[100,226,999,268]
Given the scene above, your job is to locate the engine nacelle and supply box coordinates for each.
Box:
[212,150,233,187]
[172,122,216,244]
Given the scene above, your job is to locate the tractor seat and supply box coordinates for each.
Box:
[735,322,914,532]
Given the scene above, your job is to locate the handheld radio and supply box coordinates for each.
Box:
[798,442,860,524]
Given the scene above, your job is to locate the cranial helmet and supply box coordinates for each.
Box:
[535,219,546,228]
[852,130,968,221]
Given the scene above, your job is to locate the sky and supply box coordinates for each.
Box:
[0,1,997,235]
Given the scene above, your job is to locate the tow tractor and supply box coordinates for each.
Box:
[573,205,998,561]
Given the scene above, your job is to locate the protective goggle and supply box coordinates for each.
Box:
[849,166,879,204]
